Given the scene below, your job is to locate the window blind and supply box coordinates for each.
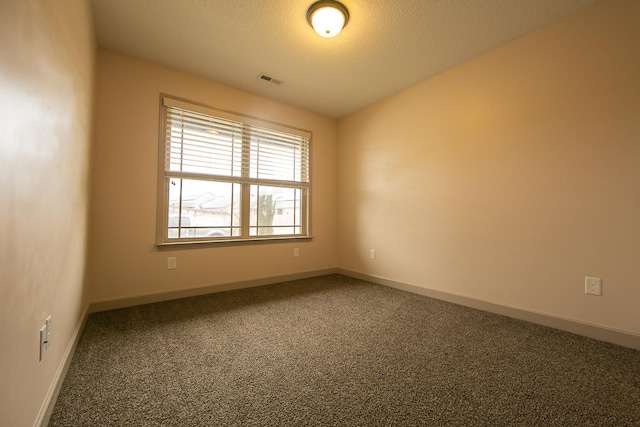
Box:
[163,98,310,187]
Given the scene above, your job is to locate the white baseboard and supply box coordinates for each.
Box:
[89,268,340,313]
[338,269,640,351]
[36,302,90,427]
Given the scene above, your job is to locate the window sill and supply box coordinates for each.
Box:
[156,235,313,249]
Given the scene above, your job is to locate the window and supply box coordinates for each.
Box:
[157,96,311,244]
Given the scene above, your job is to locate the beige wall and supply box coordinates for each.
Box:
[338,0,640,336]
[88,49,338,304]
[0,1,95,426]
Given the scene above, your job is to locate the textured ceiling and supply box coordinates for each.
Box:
[91,0,599,118]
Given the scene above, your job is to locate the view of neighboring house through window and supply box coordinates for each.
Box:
[158,96,311,243]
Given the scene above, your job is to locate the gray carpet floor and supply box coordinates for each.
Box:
[49,274,640,426]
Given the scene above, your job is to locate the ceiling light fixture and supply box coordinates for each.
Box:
[307,0,349,38]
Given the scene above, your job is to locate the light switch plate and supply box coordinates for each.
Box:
[40,326,47,361]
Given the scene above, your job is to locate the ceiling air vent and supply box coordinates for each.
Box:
[257,73,283,86]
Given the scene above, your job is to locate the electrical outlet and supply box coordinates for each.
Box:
[167,257,177,270]
[370,249,376,260]
[293,248,299,258]
[585,276,602,296]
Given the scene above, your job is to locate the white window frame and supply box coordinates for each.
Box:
[156,95,311,245]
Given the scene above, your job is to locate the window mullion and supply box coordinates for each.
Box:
[177,115,185,235]
[301,188,308,235]
[241,126,251,237]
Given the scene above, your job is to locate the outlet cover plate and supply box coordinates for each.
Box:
[585,276,602,296]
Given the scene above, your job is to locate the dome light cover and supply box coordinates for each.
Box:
[307,0,349,38]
